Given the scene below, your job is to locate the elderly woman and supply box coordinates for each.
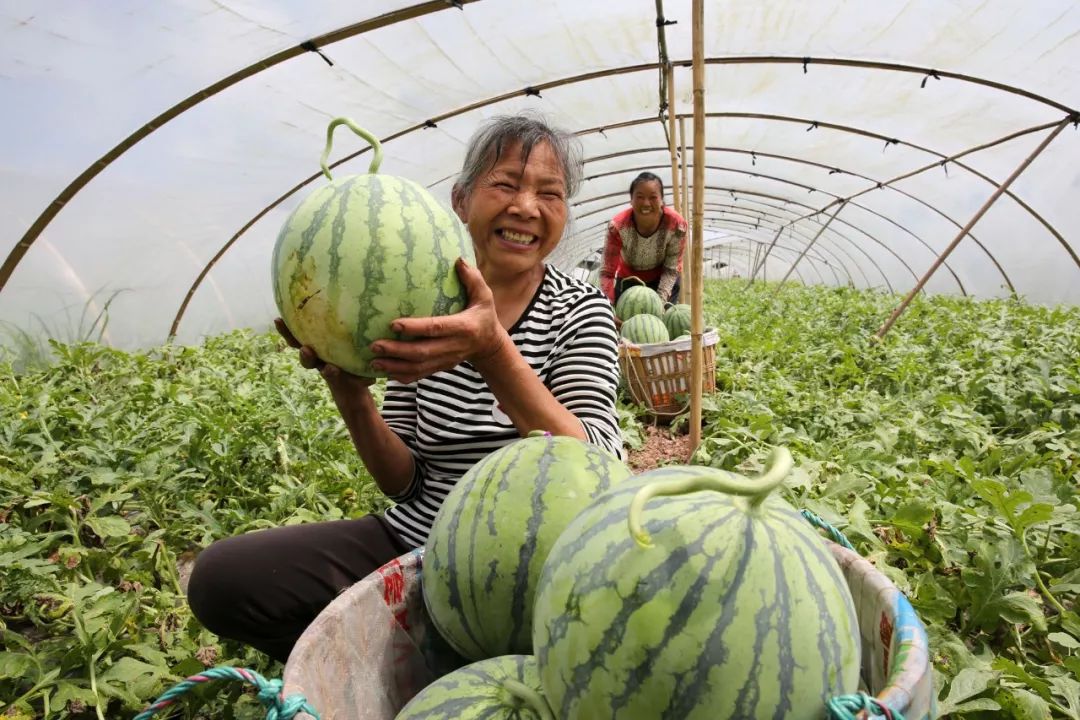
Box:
[600,171,688,307]
[187,114,622,663]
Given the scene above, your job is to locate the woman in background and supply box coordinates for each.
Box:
[599,171,688,309]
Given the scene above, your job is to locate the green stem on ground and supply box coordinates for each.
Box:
[1020,533,1068,615]
[89,651,106,720]
[629,447,793,547]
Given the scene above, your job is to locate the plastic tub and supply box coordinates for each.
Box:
[283,545,935,719]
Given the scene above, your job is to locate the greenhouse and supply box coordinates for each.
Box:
[1,1,1078,718]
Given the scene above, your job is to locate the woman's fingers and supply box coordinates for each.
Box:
[297,345,325,370]
[276,317,326,369]
[274,318,301,348]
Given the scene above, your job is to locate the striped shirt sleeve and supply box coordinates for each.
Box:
[380,381,425,502]
[546,290,624,460]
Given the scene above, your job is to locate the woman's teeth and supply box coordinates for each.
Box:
[501,230,535,245]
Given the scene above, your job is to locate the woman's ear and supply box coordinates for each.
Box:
[451,185,468,222]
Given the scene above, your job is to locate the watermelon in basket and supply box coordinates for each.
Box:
[280,535,936,719]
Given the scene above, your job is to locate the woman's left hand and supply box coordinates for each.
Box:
[369,258,508,384]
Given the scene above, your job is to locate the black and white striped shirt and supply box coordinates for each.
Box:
[382,264,623,548]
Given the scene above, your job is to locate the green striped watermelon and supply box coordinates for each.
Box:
[620,314,670,344]
[395,655,553,720]
[615,280,664,322]
[272,119,474,377]
[532,448,861,720]
[423,432,631,661]
[662,303,691,339]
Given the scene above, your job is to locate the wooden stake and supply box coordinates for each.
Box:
[875,117,1071,339]
[690,0,705,454]
[680,117,689,220]
[678,115,692,304]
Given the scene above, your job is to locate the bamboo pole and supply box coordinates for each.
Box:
[680,118,689,219]
[874,117,1071,339]
[666,64,682,221]
[679,116,692,304]
[689,0,705,454]
[772,200,848,293]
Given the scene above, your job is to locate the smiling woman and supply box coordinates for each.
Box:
[600,171,689,306]
[185,113,623,664]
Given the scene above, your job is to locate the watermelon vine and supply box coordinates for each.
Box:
[319,117,383,180]
[628,446,794,547]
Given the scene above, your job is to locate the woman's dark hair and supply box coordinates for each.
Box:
[453,112,583,202]
[629,171,664,198]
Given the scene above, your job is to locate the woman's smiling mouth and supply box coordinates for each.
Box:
[498,229,537,246]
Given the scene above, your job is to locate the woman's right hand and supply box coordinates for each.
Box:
[274,319,375,402]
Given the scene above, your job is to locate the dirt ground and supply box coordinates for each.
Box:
[626,424,694,472]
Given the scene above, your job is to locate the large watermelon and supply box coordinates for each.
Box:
[272,118,475,377]
[423,432,631,660]
[620,314,670,344]
[614,278,664,322]
[532,448,861,720]
[662,303,691,339]
[395,655,553,720]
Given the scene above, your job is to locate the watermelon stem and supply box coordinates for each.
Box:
[501,679,555,720]
[629,447,794,548]
[320,118,383,180]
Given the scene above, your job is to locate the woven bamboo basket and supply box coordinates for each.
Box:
[618,328,719,418]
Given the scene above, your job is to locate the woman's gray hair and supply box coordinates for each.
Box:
[453,113,583,203]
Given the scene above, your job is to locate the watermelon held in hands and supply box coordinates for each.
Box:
[423,432,632,661]
[395,655,553,720]
[271,117,475,377]
[532,447,862,720]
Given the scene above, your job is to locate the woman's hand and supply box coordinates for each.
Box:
[274,318,375,405]
[369,258,508,385]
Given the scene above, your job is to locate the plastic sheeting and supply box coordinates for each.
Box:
[2,0,1078,350]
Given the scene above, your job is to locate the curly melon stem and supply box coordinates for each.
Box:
[501,679,555,720]
[320,117,383,180]
[629,447,794,548]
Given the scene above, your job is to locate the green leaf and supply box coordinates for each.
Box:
[963,540,1039,631]
[84,515,132,538]
[998,687,1052,720]
[997,592,1047,632]
[994,657,1052,700]
[1051,676,1080,719]
[938,667,998,716]
[0,651,34,679]
[889,500,935,540]
[1050,632,1080,650]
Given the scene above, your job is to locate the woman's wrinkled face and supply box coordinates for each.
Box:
[630,179,664,225]
[453,141,568,276]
